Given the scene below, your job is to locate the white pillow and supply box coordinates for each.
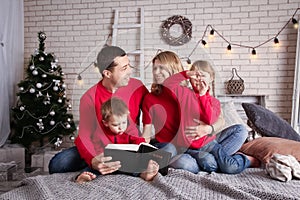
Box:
[220,101,251,131]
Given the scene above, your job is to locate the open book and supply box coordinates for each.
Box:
[104,143,171,175]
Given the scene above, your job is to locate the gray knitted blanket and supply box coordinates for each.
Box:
[1,168,300,200]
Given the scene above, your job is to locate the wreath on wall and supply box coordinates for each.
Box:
[160,15,192,46]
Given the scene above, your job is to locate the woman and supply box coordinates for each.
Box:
[142,51,257,174]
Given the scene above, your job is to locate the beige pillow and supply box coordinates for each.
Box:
[240,137,300,164]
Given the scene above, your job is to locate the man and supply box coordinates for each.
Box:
[49,46,149,174]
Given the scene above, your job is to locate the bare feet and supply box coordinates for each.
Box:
[75,171,97,184]
[246,155,261,168]
[140,160,159,181]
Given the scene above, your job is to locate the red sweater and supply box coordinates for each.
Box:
[142,86,181,143]
[163,71,221,149]
[75,78,148,166]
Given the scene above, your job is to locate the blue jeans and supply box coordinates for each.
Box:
[48,146,87,174]
[170,124,250,174]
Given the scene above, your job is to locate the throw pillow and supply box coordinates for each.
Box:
[221,101,251,131]
[242,103,300,141]
[239,137,300,164]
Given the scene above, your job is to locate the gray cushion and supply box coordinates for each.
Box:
[242,103,300,142]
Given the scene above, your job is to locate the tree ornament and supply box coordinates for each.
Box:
[66,123,71,129]
[161,15,192,46]
[36,83,42,88]
[32,70,38,75]
[39,57,44,61]
[34,49,39,55]
[19,87,24,91]
[62,84,66,88]
[58,98,62,103]
[50,111,55,116]
[37,119,44,130]
[30,65,35,70]
[20,106,25,111]
[29,88,35,93]
[53,86,58,91]
[50,120,55,126]
[42,74,47,78]
[36,91,43,97]
[54,137,62,147]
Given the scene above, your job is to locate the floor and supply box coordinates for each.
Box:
[0,168,48,195]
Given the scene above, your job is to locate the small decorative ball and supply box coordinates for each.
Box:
[20,106,25,111]
[30,65,35,70]
[66,124,71,129]
[67,118,71,122]
[32,70,38,75]
[50,120,55,125]
[53,86,58,91]
[29,88,35,93]
[62,84,66,88]
[69,135,75,140]
[34,49,39,55]
[58,98,62,103]
[19,87,24,91]
[68,104,72,108]
[50,111,55,116]
[39,126,44,130]
[39,57,44,61]
[39,119,42,122]
[36,83,42,88]
[42,74,47,78]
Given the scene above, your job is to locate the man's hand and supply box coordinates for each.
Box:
[185,119,212,140]
[91,153,121,175]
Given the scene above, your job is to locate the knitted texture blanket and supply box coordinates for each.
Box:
[1,168,300,200]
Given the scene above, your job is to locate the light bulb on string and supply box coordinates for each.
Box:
[251,48,257,59]
[201,40,208,48]
[227,44,232,54]
[274,37,280,47]
[209,29,215,40]
[77,74,83,86]
[292,18,299,29]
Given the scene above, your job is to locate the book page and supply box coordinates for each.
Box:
[105,142,158,152]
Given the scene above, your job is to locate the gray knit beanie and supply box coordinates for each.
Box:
[96,46,126,74]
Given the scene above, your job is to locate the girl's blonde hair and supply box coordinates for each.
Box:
[190,60,216,96]
[151,51,185,95]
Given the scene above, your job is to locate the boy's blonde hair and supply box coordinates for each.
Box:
[190,60,216,96]
[101,97,129,122]
[151,51,185,95]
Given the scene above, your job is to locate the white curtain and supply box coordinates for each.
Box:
[0,0,24,147]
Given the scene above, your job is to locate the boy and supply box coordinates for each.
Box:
[76,97,159,183]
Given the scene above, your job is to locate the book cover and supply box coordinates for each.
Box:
[104,143,171,175]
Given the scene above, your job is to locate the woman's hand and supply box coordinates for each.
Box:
[185,119,213,140]
[91,153,121,175]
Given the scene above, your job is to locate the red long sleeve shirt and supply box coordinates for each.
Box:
[74,78,148,166]
[163,71,221,149]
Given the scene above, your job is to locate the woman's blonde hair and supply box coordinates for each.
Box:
[151,51,185,95]
[190,60,216,96]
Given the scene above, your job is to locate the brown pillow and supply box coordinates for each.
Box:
[240,137,300,164]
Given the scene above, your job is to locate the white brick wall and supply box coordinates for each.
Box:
[24,0,300,122]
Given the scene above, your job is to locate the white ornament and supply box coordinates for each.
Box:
[50,111,55,116]
[34,49,39,55]
[32,70,38,75]
[42,74,47,78]
[53,86,58,91]
[20,106,25,111]
[67,118,71,122]
[29,88,35,93]
[39,57,44,61]
[62,84,66,88]
[66,124,71,129]
[19,87,24,91]
[30,65,35,70]
[58,98,62,103]
[50,120,55,125]
[36,83,42,88]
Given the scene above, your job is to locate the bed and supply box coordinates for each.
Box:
[1,102,300,200]
[0,168,299,200]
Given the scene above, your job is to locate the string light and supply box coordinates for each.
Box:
[186,8,300,63]
[292,18,299,29]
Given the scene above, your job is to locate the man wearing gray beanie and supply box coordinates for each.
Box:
[49,46,149,174]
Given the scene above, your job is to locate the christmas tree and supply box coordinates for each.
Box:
[11,31,76,150]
